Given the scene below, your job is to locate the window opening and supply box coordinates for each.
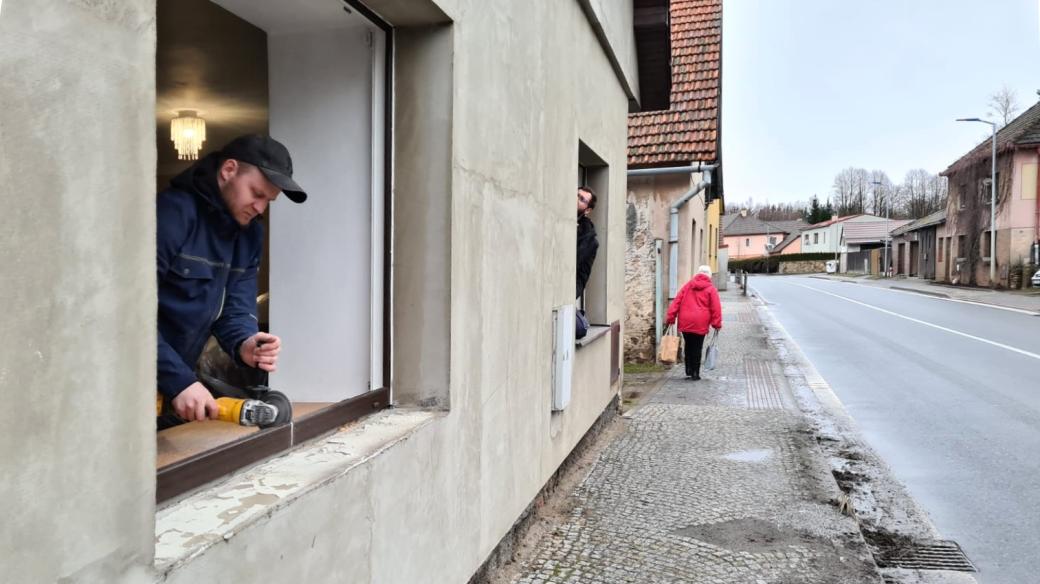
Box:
[154,0,392,500]
[577,142,608,323]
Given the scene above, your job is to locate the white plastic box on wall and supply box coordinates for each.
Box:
[552,304,575,411]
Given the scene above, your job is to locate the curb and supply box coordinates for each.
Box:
[888,285,950,299]
[809,275,859,284]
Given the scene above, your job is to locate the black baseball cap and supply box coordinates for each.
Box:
[220,134,308,203]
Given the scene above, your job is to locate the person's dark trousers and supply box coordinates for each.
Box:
[682,332,706,378]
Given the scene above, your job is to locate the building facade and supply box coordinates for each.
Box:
[720,212,804,260]
[940,103,1040,287]
[1,1,666,582]
[891,210,945,279]
[624,0,723,363]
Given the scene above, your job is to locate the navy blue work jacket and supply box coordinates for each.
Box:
[156,154,262,399]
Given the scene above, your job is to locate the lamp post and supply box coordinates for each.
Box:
[872,179,888,277]
[956,118,997,287]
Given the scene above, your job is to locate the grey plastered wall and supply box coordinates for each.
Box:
[0,1,157,582]
[4,0,636,581]
[392,24,454,409]
[161,0,633,581]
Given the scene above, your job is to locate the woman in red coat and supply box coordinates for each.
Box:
[665,265,723,380]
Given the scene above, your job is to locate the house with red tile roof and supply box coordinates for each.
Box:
[624,0,723,362]
[797,214,888,257]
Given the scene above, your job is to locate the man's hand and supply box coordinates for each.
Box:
[171,382,219,422]
[240,332,282,372]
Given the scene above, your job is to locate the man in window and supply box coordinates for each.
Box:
[576,186,599,300]
[156,135,307,428]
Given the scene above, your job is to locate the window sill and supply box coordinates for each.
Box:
[154,408,441,575]
[576,325,610,349]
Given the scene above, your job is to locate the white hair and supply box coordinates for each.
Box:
[697,265,712,276]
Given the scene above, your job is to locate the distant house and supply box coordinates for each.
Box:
[840,219,913,274]
[798,214,889,256]
[891,210,946,279]
[721,210,805,259]
[770,231,803,255]
[939,101,1040,287]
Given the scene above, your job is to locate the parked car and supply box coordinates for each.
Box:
[1032,269,1040,287]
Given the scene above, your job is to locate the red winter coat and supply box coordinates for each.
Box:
[666,273,722,335]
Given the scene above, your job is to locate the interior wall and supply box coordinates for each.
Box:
[268,26,378,402]
[155,0,269,190]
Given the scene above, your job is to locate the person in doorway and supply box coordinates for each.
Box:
[156,134,307,428]
[576,186,599,299]
[665,265,722,380]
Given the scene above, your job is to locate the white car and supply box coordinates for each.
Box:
[1033,269,1040,288]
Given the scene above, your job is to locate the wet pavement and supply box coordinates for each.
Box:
[752,275,1040,583]
[508,288,885,583]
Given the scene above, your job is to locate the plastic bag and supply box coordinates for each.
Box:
[703,329,720,370]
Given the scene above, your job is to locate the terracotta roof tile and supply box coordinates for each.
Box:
[628,0,722,166]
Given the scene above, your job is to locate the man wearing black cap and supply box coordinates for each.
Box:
[156,134,307,426]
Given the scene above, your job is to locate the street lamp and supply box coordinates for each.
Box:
[956,117,997,287]
[872,179,888,277]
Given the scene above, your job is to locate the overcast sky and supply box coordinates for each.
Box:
[721,0,1040,206]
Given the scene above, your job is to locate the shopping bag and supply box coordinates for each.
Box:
[659,325,680,363]
[703,329,719,370]
[575,309,590,340]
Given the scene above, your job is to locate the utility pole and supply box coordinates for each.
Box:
[872,180,888,277]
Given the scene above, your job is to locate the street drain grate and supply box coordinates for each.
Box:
[872,540,976,572]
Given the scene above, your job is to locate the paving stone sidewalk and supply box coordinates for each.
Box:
[510,289,883,584]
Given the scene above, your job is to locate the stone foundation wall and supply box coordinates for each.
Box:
[778,260,826,275]
[624,196,657,362]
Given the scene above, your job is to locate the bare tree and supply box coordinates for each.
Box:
[868,170,895,216]
[926,174,949,215]
[832,167,869,215]
[897,169,947,219]
[989,85,1020,127]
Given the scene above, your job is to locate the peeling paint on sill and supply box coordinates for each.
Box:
[154,408,440,574]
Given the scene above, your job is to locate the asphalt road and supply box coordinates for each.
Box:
[750,275,1040,584]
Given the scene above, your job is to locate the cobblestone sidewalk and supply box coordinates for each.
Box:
[510,289,883,584]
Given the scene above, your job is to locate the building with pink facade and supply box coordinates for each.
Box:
[721,210,806,259]
[939,102,1040,287]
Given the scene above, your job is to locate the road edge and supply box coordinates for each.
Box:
[750,289,980,584]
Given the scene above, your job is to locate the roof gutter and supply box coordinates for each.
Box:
[627,162,716,178]
[626,163,716,212]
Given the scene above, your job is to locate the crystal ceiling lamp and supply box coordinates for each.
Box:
[170,110,206,160]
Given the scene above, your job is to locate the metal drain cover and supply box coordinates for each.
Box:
[873,540,976,572]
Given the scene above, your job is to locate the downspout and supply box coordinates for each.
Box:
[654,239,663,352]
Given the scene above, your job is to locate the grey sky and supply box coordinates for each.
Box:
[721,0,1040,207]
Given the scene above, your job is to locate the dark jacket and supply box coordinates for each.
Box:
[156,154,263,399]
[666,273,723,335]
[576,215,599,298]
